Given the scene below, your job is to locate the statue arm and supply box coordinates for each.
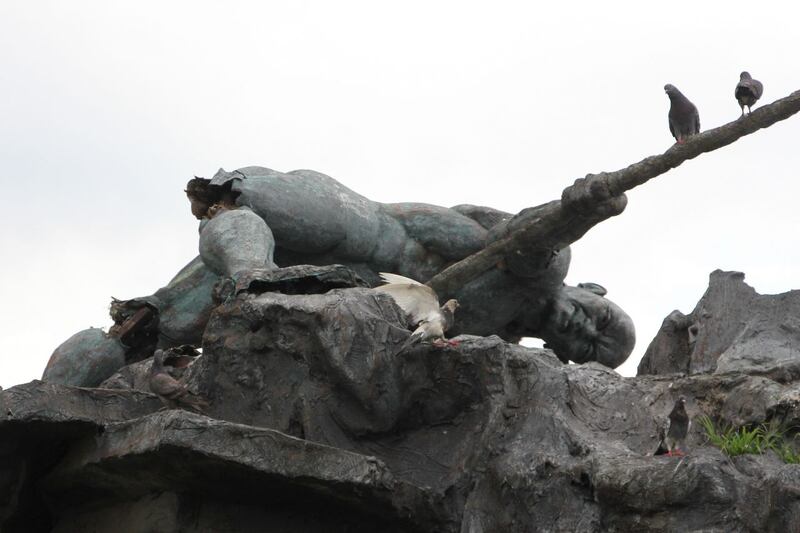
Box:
[428,88,800,296]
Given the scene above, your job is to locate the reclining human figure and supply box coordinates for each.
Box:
[191,166,634,366]
[44,166,635,386]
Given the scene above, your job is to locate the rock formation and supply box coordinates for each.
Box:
[11,85,800,531]
[639,270,800,378]
[4,267,800,531]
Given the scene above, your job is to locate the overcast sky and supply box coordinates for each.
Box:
[1,1,798,389]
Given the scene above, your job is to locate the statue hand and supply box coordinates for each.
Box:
[562,173,627,217]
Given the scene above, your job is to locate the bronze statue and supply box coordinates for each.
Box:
[45,166,638,386]
[44,165,644,388]
[181,168,635,360]
[190,167,636,368]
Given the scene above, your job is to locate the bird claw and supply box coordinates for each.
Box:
[432,339,460,348]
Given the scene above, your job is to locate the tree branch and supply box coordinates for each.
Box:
[428,89,800,297]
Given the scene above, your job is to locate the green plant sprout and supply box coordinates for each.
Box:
[698,415,800,464]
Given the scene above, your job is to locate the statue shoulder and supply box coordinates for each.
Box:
[450,204,513,230]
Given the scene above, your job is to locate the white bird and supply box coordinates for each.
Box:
[374,272,460,351]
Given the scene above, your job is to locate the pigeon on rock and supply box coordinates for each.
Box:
[655,396,690,457]
[735,71,763,116]
[374,272,460,351]
[664,84,701,144]
[149,349,209,412]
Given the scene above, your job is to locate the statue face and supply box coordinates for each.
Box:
[539,285,635,368]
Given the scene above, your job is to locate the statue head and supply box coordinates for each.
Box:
[186,178,212,219]
[186,177,240,219]
[539,283,635,368]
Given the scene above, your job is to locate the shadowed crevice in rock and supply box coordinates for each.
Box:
[43,411,437,532]
[231,264,370,296]
[0,383,163,532]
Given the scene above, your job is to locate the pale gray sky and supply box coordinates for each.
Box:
[2,1,798,388]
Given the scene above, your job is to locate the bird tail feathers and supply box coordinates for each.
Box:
[379,272,424,286]
[179,392,210,413]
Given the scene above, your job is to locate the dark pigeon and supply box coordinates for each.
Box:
[664,84,701,144]
[735,71,763,116]
[655,396,690,456]
[148,348,209,412]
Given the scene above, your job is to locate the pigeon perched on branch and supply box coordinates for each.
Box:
[655,396,690,457]
[664,84,700,144]
[148,348,209,412]
[374,272,459,351]
[735,71,763,116]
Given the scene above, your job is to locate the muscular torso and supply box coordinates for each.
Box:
[229,167,488,282]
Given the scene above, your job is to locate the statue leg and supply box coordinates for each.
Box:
[199,207,277,277]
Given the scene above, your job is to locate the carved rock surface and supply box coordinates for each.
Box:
[637,310,693,375]
[7,281,800,532]
[639,270,800,377]
[0,382,162,531]
[44,411,430,532]
[0,383,435,532]
[190,287,800,531]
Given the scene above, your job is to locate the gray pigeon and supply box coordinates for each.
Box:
[149,349,209,412]
[735,71,763,116]
[655,396,690,456]
[374,272,459,351]
[664,84,701,144]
